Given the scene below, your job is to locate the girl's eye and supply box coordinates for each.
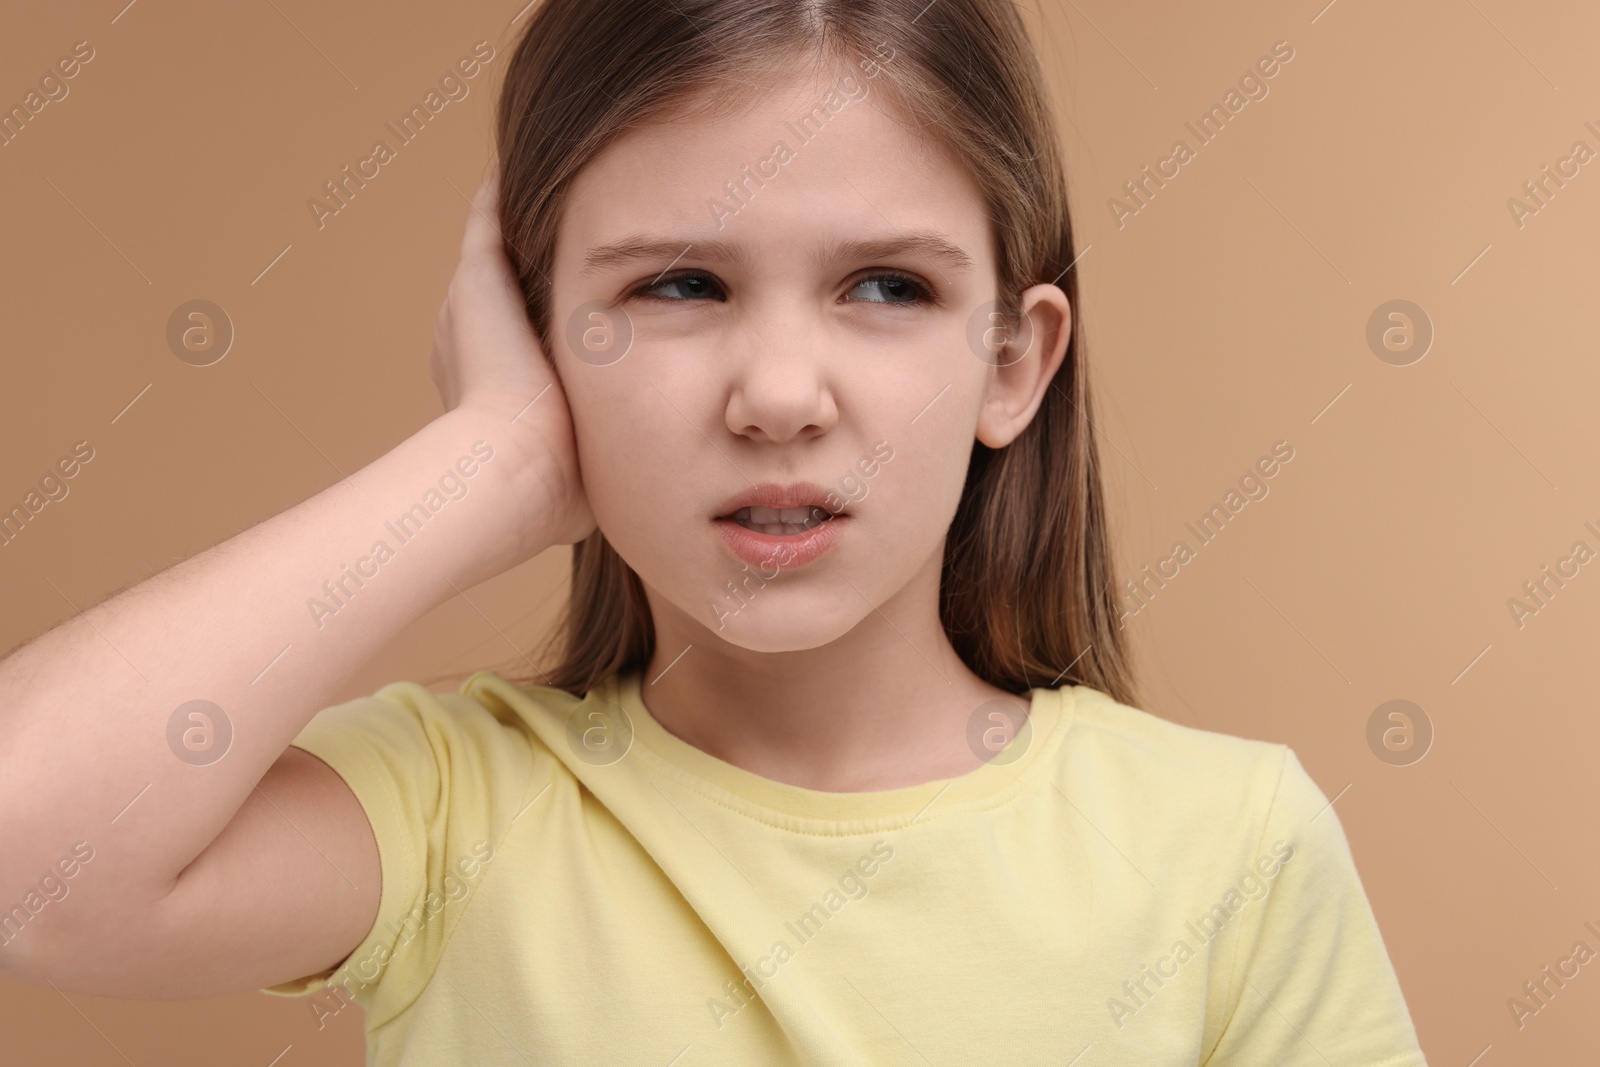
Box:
[845,273,929,305]
[629,270,932,305]
[634,271,725,302]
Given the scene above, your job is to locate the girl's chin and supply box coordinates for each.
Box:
[693,596,865,654]
[709,628,846,654]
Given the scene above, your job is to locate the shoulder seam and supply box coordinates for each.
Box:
[1199,742,1293,1065]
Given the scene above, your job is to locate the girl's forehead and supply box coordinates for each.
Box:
[557,75,983,258]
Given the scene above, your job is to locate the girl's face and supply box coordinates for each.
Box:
[548,61,1063,653]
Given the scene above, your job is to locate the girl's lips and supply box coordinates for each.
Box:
[711,480,839,518]
[713,513,846,570]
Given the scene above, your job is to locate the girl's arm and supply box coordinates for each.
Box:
[0,171,590,997]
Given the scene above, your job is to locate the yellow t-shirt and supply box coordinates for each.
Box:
[261,669,1427,1066]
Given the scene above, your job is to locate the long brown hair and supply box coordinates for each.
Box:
[490,0,1137,706]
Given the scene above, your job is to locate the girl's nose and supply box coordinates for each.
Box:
[722,312,839,445]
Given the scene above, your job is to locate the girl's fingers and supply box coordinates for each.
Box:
[435,158,550,412]
[458,163,505,264]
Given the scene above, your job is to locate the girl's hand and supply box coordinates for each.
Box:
[430,166,597,547]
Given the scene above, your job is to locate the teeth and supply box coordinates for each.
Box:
[731,505,832,534]
[748,506,820,524]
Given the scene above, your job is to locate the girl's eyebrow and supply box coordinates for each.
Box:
[581,232,975,276]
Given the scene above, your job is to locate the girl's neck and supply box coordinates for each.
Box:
[637,558,1019,792]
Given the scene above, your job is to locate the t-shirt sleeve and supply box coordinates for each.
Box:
[1204,748,1428,1067]
[255,679,541,1028]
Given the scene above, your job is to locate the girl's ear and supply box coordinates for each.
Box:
[975,283,1072,448]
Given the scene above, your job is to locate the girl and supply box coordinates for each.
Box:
[0,1,1427,1063]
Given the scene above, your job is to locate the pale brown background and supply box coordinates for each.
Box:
[2,0,1595,1062]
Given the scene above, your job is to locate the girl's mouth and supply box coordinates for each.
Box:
[712,505,847,570]
[711,483,848,568]
[726,505,833,535]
